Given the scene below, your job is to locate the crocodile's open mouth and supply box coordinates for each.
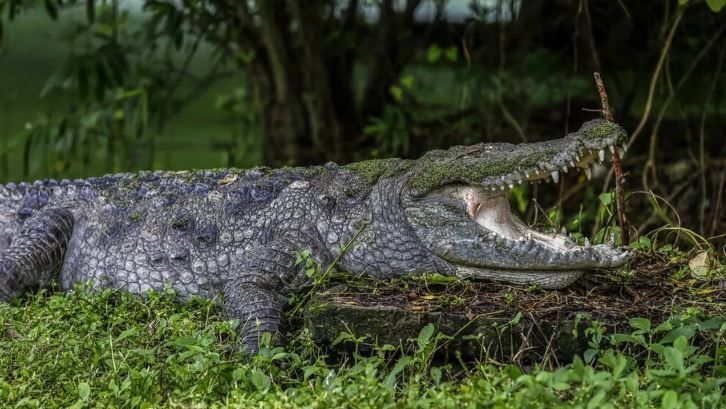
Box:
[403,120,630,289]
[454,143,618,248]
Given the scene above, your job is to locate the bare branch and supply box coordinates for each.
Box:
[594,72,629,245]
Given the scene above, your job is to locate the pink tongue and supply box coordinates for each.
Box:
[474,195,524,240]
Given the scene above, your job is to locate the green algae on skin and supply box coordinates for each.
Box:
[577,119,627,144]
[344,158,414,184]
[128,211,144,222]
[406,148,556,192]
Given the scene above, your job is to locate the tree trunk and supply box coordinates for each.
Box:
[250,0,361,166]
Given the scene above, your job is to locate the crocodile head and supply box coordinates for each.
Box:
[400,119,630,289]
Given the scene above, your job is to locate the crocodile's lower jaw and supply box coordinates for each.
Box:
[456,267,583,290]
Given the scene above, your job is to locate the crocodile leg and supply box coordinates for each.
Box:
[0,208,74,301]
[223,239,304,352]
[223,281,286,352]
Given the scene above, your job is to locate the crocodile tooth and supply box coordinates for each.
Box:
[517,179,522,184]
[562,166,568,173]
[500,185,505,191]
[584,167,592,180]
[550,171,560,183]
[622,143,628,152]
[584,237,591,246]
[598,149,605,162]
[508,183,514,189]
[570,161,575,168]
[617,147,625,158]
[561,227,567,234]
[575,154,580,161]
[609,145,615,154]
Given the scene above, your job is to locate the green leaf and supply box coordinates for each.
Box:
[598,192,612,206]
[303,365,321,380]
[698,317,725,330]
[231,367,246,381]
[385,356,413,388]
[389,85,403,102]
[661,325,697,343]
[661,390,678,409]
[78,382,91,400]
[610,333,646,347]
[706,0,724,12]
[629,317,651,332]
[430,366,442,384]
[271,352,289,361]
[672,335,688,352]
[630,236,652,250]
[445,46,458,62]
[586,390,606,409]
[400,75,414,89]
[427,44,442,63]
[663,347,684,372]
[583,349,597,364]
[417,323,435,349]
[117,327,139,342]
[250,369,271,391]
[654,320,673,333]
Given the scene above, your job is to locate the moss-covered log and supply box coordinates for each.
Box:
[304,287,589,363]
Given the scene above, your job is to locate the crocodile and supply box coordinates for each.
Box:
[0,118,630,351]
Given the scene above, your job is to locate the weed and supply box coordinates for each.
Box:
[0,288,723,408]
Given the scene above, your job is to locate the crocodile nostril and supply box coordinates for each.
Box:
[195,226,217,245]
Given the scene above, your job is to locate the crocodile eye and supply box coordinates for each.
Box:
[342,186,365,204]
[317,194,335,210]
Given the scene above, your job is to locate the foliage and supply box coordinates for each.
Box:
[0,287,723,408]
[1,0,725,242]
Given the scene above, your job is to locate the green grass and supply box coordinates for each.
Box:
[0,287,723,408]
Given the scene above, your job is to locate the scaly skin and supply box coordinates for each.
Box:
[0,119,630,351]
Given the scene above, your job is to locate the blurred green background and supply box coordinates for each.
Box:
[1,0,724,242]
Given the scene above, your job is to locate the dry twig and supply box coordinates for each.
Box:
[594,72,629,244]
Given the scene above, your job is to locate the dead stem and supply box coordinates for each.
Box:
[593,72,629,244]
